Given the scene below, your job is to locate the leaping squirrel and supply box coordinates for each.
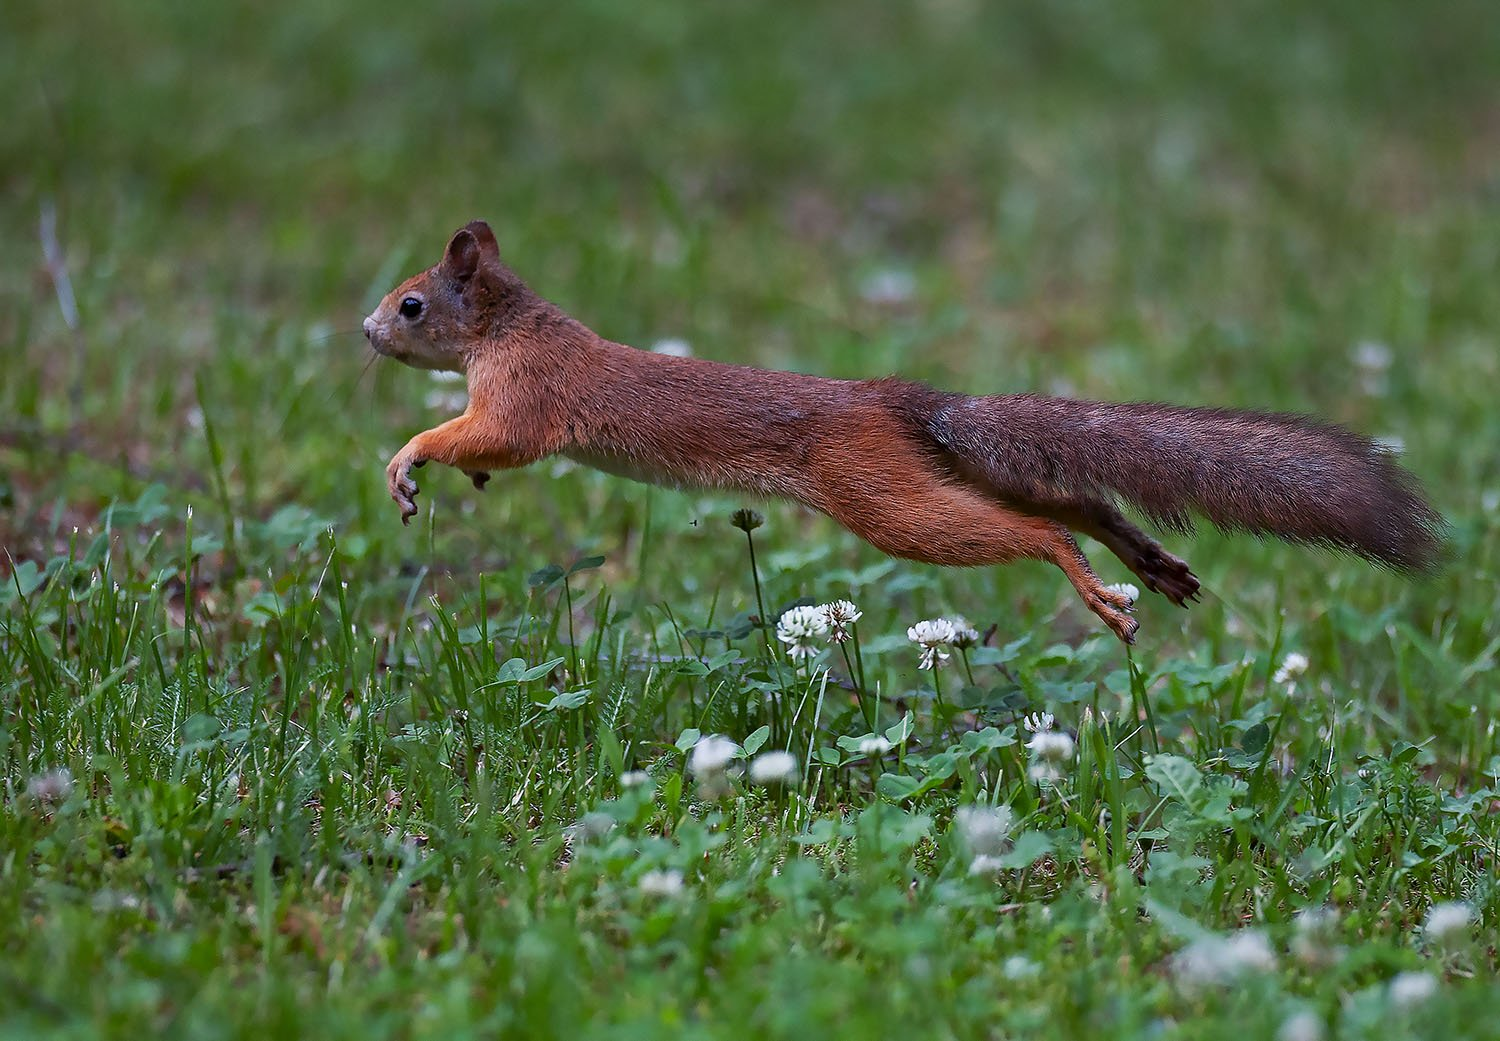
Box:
[363,221,1444,643]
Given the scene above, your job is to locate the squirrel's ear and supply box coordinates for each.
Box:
[462,220,499,258]
[442,221,498,283]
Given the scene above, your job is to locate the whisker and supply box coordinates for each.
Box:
[264,346,385,443]
[350,349,383,395]
[306,327,366,346]
[316,349,383,413]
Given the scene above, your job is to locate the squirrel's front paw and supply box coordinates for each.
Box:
[386,454,423,525]
[464,469,491,490]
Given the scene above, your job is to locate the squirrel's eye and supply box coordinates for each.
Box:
[398,297,424,319]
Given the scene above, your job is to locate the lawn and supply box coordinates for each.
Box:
[3,1,1499,1037]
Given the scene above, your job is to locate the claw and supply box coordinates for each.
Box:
[388,459,419,525]
[1113,613,1140,644]
[396,488,419,525]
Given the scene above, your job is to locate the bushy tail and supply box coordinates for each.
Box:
[925,393,1446,571]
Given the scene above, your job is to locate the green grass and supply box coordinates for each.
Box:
[4,1,1500,1037]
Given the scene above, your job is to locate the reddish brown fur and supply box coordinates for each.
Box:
[363,221,1444,643]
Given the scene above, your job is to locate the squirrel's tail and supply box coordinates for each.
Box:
[920,392,1445,572]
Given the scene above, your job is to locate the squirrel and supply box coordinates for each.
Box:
[362,220,1444,643]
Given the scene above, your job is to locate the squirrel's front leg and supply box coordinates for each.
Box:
[386,414,509,525]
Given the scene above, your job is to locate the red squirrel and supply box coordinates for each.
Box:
[362,221,1444,643]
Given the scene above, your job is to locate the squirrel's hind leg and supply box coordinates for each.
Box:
[1074,506,1201,607]
[812,452,1140,641]
[1040,525,1140,644]
[826,487,1140,642]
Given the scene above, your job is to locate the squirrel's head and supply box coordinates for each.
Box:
[363,220,526,372]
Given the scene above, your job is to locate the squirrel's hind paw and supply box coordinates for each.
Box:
[1147,560,1200,607]
[465,470,491,490]
[1132,547,1201,607]
[1102,607,1140,645]
[1087,588,1140,644]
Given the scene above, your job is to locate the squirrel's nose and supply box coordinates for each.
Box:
[362,316,376,340]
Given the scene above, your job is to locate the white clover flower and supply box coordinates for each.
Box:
[749,750,799,785]
[1278,1011,1325,1041]
[1023,711,1056,734]
[908,618,958,645]
[948,615,981,648]
[968,854,1006,876]
[1104,582,1140,606]
[857,735,893,757]
[1026,724,1076,784]
[917,646,947,670]
[91,890,144,913]
[1353,340,1394,397]
[1173,931,1277,987]
[573,812,615,841]
[1353,340,1393,371]
[638,869,685,897]
[1027,730,1076,763]
[1290,906,1344,967]
[1002,955,1040,980]
[1375,435,1405,457]
[1273,652,1310,685]
[819,599,863,643]
[859,267,916,307]
[620,770,652,789]
[424,388,468,412]
[1388,971,1438,1007]
[822,599,862,623]
[907,618,957,670]
[429,369,465,384]
[777,605,831,661]
[955,804,1014,857]
[26,767,74,805]
[689,734,739,775]
[650,337,694,358]
[1295,905,1340,934]
[1424,902,1472,943]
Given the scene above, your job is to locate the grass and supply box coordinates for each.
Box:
[4,0,1500,1037]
